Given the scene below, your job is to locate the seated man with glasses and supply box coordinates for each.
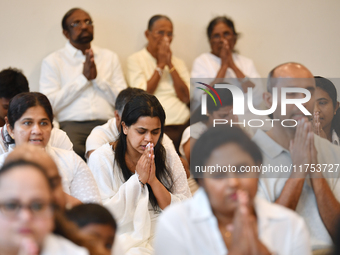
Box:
[40,8,127,160]
[127,15,190,153]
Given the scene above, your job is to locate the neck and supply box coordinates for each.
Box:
[0,118,5,127]
[146,45,157,59]
[266,124,294,150]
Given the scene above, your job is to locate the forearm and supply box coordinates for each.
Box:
[146,71,161,94]
[311,176,340,241]
[169,64,190,103]
[275,178,305,210]
[150,179,171,210]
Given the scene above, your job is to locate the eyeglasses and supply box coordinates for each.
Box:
[153,30,173,38]
[70,20,93,29]
[211,32,235,42]
[0,201,54,219]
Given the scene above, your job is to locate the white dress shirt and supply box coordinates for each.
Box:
[253,129,340,250]
[127,48,190,126]
[87,143,191,255]
[40,41,127,122]
[154,187,311,255]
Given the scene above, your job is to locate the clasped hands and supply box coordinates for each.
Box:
[156,38,172,69]
[227,190,271,255]
[135,143,157,186]
[83,48,97,80]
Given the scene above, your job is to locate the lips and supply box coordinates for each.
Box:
[29,139,43,145]
[18,228,33,235]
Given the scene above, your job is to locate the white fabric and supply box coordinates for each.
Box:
[332,129,339,145]
[41,234,89,255]
[253,129,340,250]
[85,117,176,157]
[0,145,101,204]
[179,122,207,160]
[127,48,190,126]
[154,187,311,255]
[190,52,264,111]
[0,126,73,155]
[87,143,191,255]
[39,41,127,122]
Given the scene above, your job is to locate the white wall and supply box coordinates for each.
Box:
[1,0,340,92]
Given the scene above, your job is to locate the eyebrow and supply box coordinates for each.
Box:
[316,97,329,101]
[137,127,161,131]
[21,118,50,121]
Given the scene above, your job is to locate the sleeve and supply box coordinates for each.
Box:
[39,56,90,115]
[154,209,188,255]
[92,52,127,107]
[87,146,151,251]
[126,54,148,90]
[166,147,192,203]
[85,121,116,155]
[179,126,190,158]
[190,55,211,78]
[290,216,312,255]
[69,153,102,204]
[49,128,73,151]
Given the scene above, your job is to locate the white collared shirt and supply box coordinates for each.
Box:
[40,41,127,122]
[332,129,339,145]
[154,188,311,255]
[41,234,89,255]
[253,129,340,250]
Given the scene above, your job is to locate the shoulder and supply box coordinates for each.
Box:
[91,143,114,159]
[193,52,213,62]
[256,197,305,225]
[88,143,115,170]
[42,47,67,63]
[127,48,146,61]
[42,234,89,255]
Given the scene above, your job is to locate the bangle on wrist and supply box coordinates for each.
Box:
[139,179,145,187]
[156,67,163,77]
[169,66,176,73]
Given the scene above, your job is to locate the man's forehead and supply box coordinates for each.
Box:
[67,9,92,22]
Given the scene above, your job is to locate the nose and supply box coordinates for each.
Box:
[144,132,152,142]
[31,124,42,134]
[18,207,34,222]
[314,103,320,113]
[227,177,240,189]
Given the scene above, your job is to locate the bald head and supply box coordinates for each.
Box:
[267,62,314,93]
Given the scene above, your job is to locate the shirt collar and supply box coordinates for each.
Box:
[252,129,288,159]
[190,187,215,222]
[65,41,97,58]
[332,129,339,145]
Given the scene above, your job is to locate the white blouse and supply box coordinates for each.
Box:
[88,143,191,255]
[154,188,311,255]
[0,145,101,204]
[41,234,89,255]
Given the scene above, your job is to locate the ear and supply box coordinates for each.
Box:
[145,30,150,40]
[335,101,339,114]
[263,92,273,109]
[121,121,128,135]
[63,29,70,39]
[5,117,14,139]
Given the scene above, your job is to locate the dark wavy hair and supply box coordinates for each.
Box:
[0,68,29,99]
[315,76,340,138]
[191,126,262,180]
[114,93,173,210]
[207,16,239,39]
[7,92,53,130]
